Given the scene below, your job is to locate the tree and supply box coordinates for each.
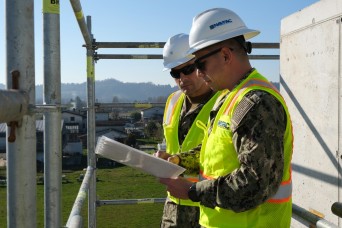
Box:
[146,121,158,139]
[124,133,137,147]
[112,96,119,103]
[156,96,167,103]
[130,112,142,122]
[110,109,120,120]
[75,96,86,109]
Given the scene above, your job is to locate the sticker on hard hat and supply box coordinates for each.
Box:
[209,19,233,30]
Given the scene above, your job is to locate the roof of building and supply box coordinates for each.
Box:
[62,110,86,117]
[0,120,64,133]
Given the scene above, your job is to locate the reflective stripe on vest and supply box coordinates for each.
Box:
[200,170,292,204]
[224,78,278,115]
[267,179,292,203]
[163,90,182,126]
[199,170,214,180]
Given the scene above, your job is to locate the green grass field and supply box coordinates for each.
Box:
[0,166,166,228]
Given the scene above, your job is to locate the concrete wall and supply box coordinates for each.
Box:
[280,0,342,226]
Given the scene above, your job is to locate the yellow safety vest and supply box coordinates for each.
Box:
[198,70,293,228]
[163,90,221,206]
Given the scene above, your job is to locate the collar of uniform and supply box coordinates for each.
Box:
[183,90,215,114]
[232,68,255,91]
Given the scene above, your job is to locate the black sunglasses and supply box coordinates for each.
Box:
[170,63,196,79]
[194,48,222,72]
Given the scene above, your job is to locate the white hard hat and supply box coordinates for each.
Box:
[188,8,260,54]
[162,33,195,71]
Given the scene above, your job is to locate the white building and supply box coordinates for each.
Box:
[140,107,164,121]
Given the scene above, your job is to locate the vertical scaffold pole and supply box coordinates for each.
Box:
[86,16,97,228]
[338,15,342,228]
[42,1,62,227]
[69,1,95,226]
[6,0,37,227]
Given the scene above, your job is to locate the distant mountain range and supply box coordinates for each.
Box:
[0,79,178,103]
[0,79,279,103]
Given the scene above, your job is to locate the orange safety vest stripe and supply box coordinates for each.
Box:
[186,177,200,182]
[164,90,182,125]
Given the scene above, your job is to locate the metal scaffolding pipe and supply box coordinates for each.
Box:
[86,16,97,228]
[6,0,37,227]
[94,102,165,109]
[252,42,280,49]
[67,215,83,228]
[292,204,338,228]
[95,42,165,49]
[95,54,162,60]
[0,90,28,123]
[66,166,94,227]
[95,54,279,60]
[332,202,342,218]
[94,42,279,49]
[32,104,64,113]
[43,1,62,227]
[98,198,166,206]
[248,55,279,60]
[69,0,92,46]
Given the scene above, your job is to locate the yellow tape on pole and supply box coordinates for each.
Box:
[87,56,94,79]
[42,0,60,14]
[75,11,84,20]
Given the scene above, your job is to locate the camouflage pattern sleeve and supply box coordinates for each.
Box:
[177,145,201,175]
[196,90,287,212]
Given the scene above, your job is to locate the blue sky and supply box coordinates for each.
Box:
[0,0,319,86]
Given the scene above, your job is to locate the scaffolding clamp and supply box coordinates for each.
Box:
[7,70,20,143]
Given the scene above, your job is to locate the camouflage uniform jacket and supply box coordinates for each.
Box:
[178,81,287,212]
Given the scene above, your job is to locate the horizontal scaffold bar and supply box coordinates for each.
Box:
[97,198,166,206]
[94,102,165,109]
[94,42,279,49]
[292,204,338,228]
[331,202,342,218]
[95,42,165,49]
[95,54,279,60]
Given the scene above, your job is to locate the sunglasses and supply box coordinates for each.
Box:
[194,48,222,72]
[170,63,196,79]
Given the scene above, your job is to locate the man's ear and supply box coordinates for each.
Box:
[222,47,232,62]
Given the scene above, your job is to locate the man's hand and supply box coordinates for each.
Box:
[159,177,193,199]
[154,151,180,165]
[153,150,171,160]
[167,155,180,165]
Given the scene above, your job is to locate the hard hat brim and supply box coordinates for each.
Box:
[187,28,260,55]
[162,56,195,71]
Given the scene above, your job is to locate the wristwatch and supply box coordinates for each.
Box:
[188,183,200,202]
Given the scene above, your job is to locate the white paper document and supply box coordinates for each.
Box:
[95,136,186,178]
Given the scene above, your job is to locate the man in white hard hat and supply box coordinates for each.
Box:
[159,8,293,228]
[154,33,220,227]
